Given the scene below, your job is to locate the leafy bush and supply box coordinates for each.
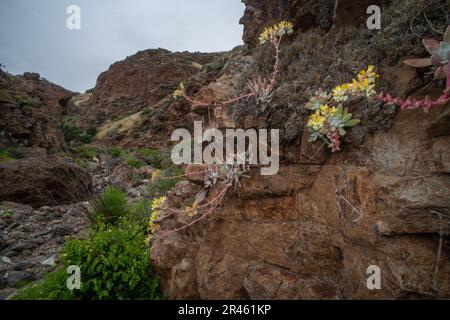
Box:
[87,186,128,225]
[129,199,153,225]
[74,145,97,160]
[0,209,15,218]
[14,224,163,300]
[144,170,180,199]
[138,148,165,169]
[124,153,145,169]
[60,124,84,143]
[22,105,33,116]
[60,124,97,144]
[15,95,36,107]
[14,187,164,301]
[12,268,76,300]
[141,106,153,117]
[86,127,98,138]
[138,148,182,173]
[60,224,163,300]
[108,146,123,158]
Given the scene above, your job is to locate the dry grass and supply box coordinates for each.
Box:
[96,111,142,140]
[71,93,92,107]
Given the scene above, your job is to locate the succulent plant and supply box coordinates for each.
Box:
[329,105,361,136]
[404,25,450,79]
[305,89,331,111]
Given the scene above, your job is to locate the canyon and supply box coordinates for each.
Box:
[1,0,449,300]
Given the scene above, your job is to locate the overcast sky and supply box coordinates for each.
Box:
[0,0,245,92]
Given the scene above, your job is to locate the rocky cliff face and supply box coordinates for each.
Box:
[240,0,382,47]
[0,70,75,151]
[0,70,92,209]
[80,49,226,128]
[150,0,450,299]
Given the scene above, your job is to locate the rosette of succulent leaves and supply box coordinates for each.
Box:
[305,66,378,152]
[378,25,450,113]
[172,21,294,107]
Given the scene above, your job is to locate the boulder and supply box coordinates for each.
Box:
[0,156,92,208]
[6,271,34,287]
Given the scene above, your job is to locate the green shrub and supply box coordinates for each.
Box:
[141,107,153,117]
[138,148,179,171]
[60,124,97,144]
[144,170,180,198]
[13,187,164,301]
[0,147,24,162]
[128,200,153,225]
[0,209,15,218]
[14,224,164,300]
[124,153,145,169]
[88,186,128,225]
[74,145,97,159]
[60,224,163,300]
[86,127,98,138]
[22,105,33,116]
[108,146,122,158]
[60,124,83,143]
[12,268,76,300]
[14,95,35,107]
[138,148,163,169]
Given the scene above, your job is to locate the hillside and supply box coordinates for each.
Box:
[1,0,449,300]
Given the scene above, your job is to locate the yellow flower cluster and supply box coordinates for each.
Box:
[307,104,337,130]
[172,82,185,99]
[258,21,294,45]
[149,196,166,233]
[320,104,338,117]
[332,66,378,102]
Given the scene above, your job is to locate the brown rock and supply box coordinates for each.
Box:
[0,156,92,208]
[80,49,224,127]
[185,164,207,185]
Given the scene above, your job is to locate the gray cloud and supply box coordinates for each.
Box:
[0,0,244,92]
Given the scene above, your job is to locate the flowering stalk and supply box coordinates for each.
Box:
[377,65,450,113]
[378,26,450,113]
[172,21,294,108]
[158,181,232,236]
[155,160,250,237]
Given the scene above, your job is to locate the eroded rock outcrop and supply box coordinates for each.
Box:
[0,157,92,208]
[81,49,226,127]
[0,70,75,151]
[151,0,450,300]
